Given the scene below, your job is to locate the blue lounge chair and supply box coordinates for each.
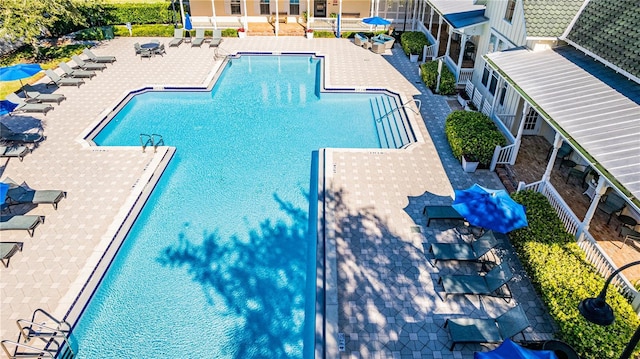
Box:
[429,230,498,264]
[438,262,513,301]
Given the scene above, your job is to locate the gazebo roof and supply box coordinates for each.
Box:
[485,46,640,209]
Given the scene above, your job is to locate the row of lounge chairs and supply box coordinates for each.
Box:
[169,28,222,48]
[423,206,530,350]
[1,178,67,267]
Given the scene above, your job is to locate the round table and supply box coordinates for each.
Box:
[141,43,159,50]
[618,214,638,230]
[542,340,579,359]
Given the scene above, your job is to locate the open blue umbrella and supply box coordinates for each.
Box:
[184,12,193,30]
[475,339,557,359]
[1,64,43,98]
[452,184,528,233]
[0,182,9,206]
[362,16,391,26]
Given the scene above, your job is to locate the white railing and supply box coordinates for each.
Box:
[519,181,640,313]
[458,68,474,86]
[497,113,516,130]
[472,88,483,110]
[578,233,640,312]
[481,100,492,116]
[465,80,474,99]
[490,142,518,171]
[423,44,437,60]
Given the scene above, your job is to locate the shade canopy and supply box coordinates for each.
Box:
[0,64,42,82]
[452,184,528,233]
[184,12,193,30]
[363,16,391,25]
[0,182,9,206]
[474,339,557,359]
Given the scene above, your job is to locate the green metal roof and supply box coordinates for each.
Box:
[565,0,640,79]
[522,0,584,38]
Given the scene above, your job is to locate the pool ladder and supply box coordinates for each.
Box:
[140,133,164,153]
[1,308,76,359]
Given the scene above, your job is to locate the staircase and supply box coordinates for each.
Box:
[370,96,412,149]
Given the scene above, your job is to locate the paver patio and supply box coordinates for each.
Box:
[1,36,555,358]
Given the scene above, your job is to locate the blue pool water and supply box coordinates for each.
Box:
[73,56,388,358]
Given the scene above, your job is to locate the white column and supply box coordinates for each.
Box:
[542,131,563,183]
[428,7,433,32]
[211,0,217,28]
[444,27,452,62]
[370,0,374,18]
[514,97,527,141]
[179,0,186,26]
[436,16,442,55]
[411,0,419,30]
[510,98,527,165]
[456,33,467,81]
[307,0,311,28]
[243,0,248,30]
[577,176,608,240]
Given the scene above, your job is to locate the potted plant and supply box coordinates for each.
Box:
[462,154,480,172]
[306,29,314,39]
[237,27,246,38]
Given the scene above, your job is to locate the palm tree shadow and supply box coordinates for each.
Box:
[157,192,310,359]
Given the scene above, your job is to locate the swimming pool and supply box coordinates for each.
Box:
[70,55,407,358]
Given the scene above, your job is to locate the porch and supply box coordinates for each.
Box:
[497,135,640,284]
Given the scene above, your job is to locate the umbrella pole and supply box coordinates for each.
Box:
[19,79,28,99]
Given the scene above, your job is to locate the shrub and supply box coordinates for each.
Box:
[510,191,640,359]
[102,3,174,25]
[113,24,176,37]
[420,61,456,95]
[444,110,506,166]
[400,31,428,58]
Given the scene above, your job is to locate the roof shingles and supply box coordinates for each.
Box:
[566,0,640,79]
[522,0,584,38]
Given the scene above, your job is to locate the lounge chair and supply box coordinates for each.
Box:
[371,34,395,49]
[2,178,66,210]
[22,85,66,105]
[0,215,44,237]
[429,230,498,264]
[438,262,513,301]
[0,145,30,161]
[58,62,96,79]
[1,242,23,268]
[82,48,116,63]
[5,93,54,116]
[0,123,44,144]
[169,28,184,47]
[597,192,626,224]
[423,205,465,226]
[354,33,371,49]
[71,55,107,71]
[618,226,640,248]
[45,70,84,88]
[191,29,206,47]
[209,29,222,47]
[445,304,530,350]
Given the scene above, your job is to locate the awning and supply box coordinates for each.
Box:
[429,0,488,29]
[485,46,640,209]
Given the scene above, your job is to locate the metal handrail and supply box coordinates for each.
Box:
[140,133,153,153]
[151,134,164,150]
[375,99,421,123]
[15,319,75,359]
[1,340,56,359]
[29,309,70,333]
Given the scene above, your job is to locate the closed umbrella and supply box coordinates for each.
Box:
[184,12,193,30]
[452,184,528,233]
[475,339,557,359]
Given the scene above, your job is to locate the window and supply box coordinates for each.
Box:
[481,64,490,87]
[488,34,497,53]
[290,0,299,15]
[481,63,499,96]
[504,0,516,22]
[489,71,498,95]
[231,0,241,15]
[260,0,270,15]
[498,83,508,106]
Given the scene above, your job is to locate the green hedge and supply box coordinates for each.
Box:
[510,191,640,359]
[102,3,174,25]
[400,31,429,58]
[444,110,506,166]
[420,61,456,95]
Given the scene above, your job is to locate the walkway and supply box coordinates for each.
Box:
[0,36,555,358]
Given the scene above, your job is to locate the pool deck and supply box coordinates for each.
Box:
[1,37,554,358]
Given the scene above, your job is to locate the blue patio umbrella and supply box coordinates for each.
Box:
[0,100,18,116]
[0,63,43,97]
[0,182,9,206]
[475,339,557,359]
[362,16,391,26]
[452,184,528,233]
[184,12,193,30]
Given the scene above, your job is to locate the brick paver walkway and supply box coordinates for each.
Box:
[0,36,554,358]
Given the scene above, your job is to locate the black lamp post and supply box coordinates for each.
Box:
[578,260,640,359]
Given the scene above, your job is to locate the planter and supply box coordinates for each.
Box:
[462,155,479,173]
[306,32,314,39]
[238,31,246,38]
[457,93,469,107]
[409,53,419,63]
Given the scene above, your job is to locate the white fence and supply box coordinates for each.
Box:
[458,68,473,86]
[519,181,640,312]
